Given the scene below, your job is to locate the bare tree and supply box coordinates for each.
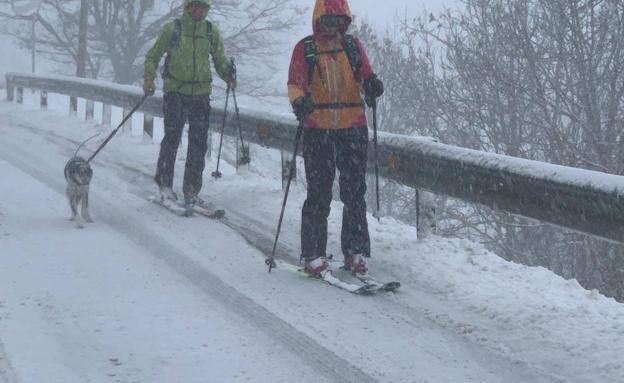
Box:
[352,1,624,300]
[0,0,305,94]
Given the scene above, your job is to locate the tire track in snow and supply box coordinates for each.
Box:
[107,156,566,383]
[2,115,564,383]
[0,337,20,383]
[0,146,378,383]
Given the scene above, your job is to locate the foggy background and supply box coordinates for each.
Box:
[1,0,623,302]
[0,0,458,85]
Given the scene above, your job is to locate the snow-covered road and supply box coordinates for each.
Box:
[0,157,335,383]
[0,97,623,382]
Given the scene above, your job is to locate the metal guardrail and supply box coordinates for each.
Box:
[5,72,624,243]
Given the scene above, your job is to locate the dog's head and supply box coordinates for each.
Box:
[64,157,93,186]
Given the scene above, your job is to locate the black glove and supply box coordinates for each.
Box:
[292,96,314,121]
[364,74,384,107]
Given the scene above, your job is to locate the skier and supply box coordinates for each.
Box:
[143,0,235,212]
[287,0,384,276]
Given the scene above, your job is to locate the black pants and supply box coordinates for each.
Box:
[301,126,371,260]
[155,92,211,198]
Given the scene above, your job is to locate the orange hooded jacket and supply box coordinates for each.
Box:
[287,0,374,129]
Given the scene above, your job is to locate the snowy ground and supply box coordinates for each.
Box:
[0,94,623,383]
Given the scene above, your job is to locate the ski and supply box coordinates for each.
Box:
[327,256,401,293]
[149,195,190,216]
[274,260,380,295]
[354,275,400,292]
[148,195,225,219]
[193,198,225,219]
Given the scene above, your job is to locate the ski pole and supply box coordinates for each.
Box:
[372,98,381,222]
[230,59,250,165]
[212,81,231,179]
[266,118,305,272]
[87,94,148,164]
[231,88,250,165]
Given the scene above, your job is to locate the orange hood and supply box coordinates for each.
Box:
[312,0,352,36]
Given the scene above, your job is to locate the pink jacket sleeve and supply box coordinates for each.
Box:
[287,41,307,103]
[355,37,374,81]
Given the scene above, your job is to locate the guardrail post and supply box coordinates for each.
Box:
[85,100,94,120]
[40,91,48,111]
[69,96,77,114]
[102,104,112,126]
[416,189,437,239]
[206,131,212,159]
[16,87,24,104]
[6,77,14,101]
[143,113,154,141]
[281,151,296,191]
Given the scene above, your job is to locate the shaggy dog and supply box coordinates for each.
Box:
[64,157,93,228]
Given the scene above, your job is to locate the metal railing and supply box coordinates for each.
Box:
[5,72,624,243]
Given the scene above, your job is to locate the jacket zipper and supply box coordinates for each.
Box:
[191,22,197,96]
[327,40,339,129]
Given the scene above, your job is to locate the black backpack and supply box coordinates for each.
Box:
[302,34,362,83]
[162,18,214,79]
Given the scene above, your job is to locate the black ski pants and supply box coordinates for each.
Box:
[155,92,210,198]
[301,126,371,260]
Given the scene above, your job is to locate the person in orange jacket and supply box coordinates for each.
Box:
[288,0,384,276]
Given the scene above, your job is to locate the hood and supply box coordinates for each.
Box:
[184,0,210,6]
[182,0,211,22]
[312,0,352,36]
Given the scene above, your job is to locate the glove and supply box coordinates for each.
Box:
[364,74,384,107]
[292,96,314,121]
[143,78,155,96]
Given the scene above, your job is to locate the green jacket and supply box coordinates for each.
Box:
[144,1,230,96]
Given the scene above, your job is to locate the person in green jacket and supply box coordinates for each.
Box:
[143,0,235,210]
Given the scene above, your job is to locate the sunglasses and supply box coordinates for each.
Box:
[319,16,348,27]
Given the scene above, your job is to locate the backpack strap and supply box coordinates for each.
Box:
[302,35,319,83]
[205,20,213,46]
[162,19,182,79]
[301,34,362,84]
[168,19,212,51]
[163,19,214,80]
[342,34,362,80]
[168,19,182,53]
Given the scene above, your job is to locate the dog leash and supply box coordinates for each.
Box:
[87,94,149,164]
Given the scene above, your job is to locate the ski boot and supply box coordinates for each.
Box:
[160,187,178,203]
[344,254,368,275]
[303,256,329,277]
[183,194,198,217]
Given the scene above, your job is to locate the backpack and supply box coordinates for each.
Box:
[302,34,362,83]
[162,18,213,79]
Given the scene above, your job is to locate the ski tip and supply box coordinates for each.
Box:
[383,282,401,292]
[354,284,377,295]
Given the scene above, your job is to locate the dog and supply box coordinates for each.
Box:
[64,156,93,228]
